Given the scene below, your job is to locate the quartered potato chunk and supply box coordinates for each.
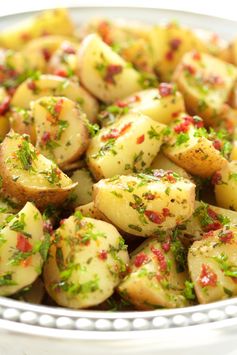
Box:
[188,225,237,304]
[179,200,237,241]
[163,113,227,178]
[0,9,74,50]
[32,96,89,168]
[214,161,237,211]
[119,236,191,310]
[87,112,165,180]
[99,84,185,127]
[0,131,76,209]
[148,23,206,81]
[77,34,142,103]
[23,35,77,72]
[79,18,153,73]
[93,170,195,237]
[0,202,46,296]
[173,51,237,126]
[44,213,129,309]
[11,74,99,122]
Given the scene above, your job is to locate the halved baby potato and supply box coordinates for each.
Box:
[44,214,129,309]
[179,200,237,241]
[163,113,227,178]
[23,35,77,72]
[0,9,74,50]
[87,112,165,180]
[0,131,76,209]
[118,236,191,310]
[32,96,89,168]
[188,225,237,304]
[93,170,195,237]
[0,202,45,296]
[77,34,142,103]
[148,23,206,81]
[214,161,237,211]
[99,84,185,126]
[11,74,99,122]
[173,51,237,126]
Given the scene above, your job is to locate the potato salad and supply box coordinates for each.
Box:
[1,8,237,311]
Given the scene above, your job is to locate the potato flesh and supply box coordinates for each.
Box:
[180,201,237,241]
[215,161,237,211]
[173,52,237,125]
[148,25,206,81]
[77,34,142,103]
[119,238,190,309]
[44,216,129,309]
[0,202,44,296]
[151,152,190,179]
[188,226,237,304]
[163,114,227,178]
[11,74,98,122]
[32,96,89,167]
[0,9,74,50]
[0,131,73,189]
[93,172,195,236]
[70,169,93,206]
[87,112,165,180]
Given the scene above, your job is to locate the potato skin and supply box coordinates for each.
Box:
[163,113,227,178]
[179,201,237,241]
[119,237,190,310]
[93,171,195,237]
[44,215,129,309]
[188,226,237,304]
[77,34,142,103]
[215,161,237,211]
[9,108,36,144]
[0,131,76,209]
[87,112,165,180]
[0,202,45,296]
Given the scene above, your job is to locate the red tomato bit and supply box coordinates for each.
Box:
[136,134,145,144]
[159,83,173,97]
[104,64,123,84]
[199,264,217,287]
[98,250,108,260]
[134,253,149,267]
[16,234,32,253]
[219,230,234,244]
[151,246,167,271]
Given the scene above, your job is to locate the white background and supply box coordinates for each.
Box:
[0,0,237,20]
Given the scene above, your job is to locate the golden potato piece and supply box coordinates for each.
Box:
[44,214,129,309]
[0,131,76,209]
[11,74,98,122]
[173,51,237,126]
[0,202,45,296]
[163,113,227,178]
[151,152,191,179]
[70,168,93,206]
[93,170,195,237]
[77,34,142,103]
[32,96,89,168]
[214,161,237,211]
[188,225,237,304]
[87,112,165,180]
[0,9,74,50]
[149,23,206,81]
[119,237,191,310]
